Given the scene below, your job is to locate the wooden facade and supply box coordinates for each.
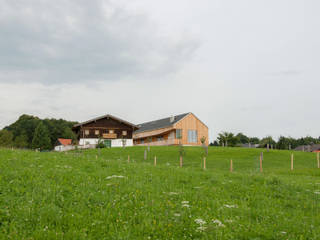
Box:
[72,114,138,147]
[133,113,209,146]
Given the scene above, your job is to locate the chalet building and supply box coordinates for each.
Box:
[72,114,138,147]
[133,112,209,146]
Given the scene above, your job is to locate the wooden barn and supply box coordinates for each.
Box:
[133,112,208,146]
[72,114,138,147]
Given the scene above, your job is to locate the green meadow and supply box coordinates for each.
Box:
[0,146,319,239]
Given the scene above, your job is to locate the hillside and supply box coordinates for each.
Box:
[0,146,319,239]
[0,114,77,149]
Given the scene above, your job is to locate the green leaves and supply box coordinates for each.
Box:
[31,122,51,150]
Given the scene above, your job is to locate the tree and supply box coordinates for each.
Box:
[249,137,260,144]
[14,134,28,148]
[217,132,238,147]
[32,122,52,150]
[236,133,249,144]
[0,130,13,147]
[259,136,276,148]
[4,114,77,149]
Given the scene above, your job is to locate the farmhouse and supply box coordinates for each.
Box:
[54,138,73,152]
[295,144,320,152]
[72,114,138,147]
[133,112,208,146]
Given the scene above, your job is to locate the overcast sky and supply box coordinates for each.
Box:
[0,0,319,141]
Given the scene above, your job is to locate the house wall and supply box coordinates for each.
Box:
[134,113,209,146]
[79,138,133,147]
[173,113,209,146]
[73,116,135,148]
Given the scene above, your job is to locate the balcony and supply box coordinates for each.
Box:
[102,133,117,139]
[135,138,179,146]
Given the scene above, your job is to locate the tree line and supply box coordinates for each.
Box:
[0,114,77,150]
[210,132,320,149]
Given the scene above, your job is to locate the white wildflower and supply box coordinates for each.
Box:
[314,191,320,195]
[182,204,190,208]
[225,219,233,223]
[223,204,238,208]
[106,175,126,179]
[212,219,225,227]
[174,213,181,217]
[181,201,189,204]
[280,231,286,234]
[196,226,207,232]
[168,192,179,195]
[194,218,206,225]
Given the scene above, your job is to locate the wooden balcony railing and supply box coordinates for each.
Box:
[135,138,178,146]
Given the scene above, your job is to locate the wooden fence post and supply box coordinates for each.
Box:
[154,156,157,166]
[230,159,233,172]
[260,154,263,173]
[128,155,130,163]
[267,144,269,152]
[291,154,294,170]
[144,149,147,160]
[317,152,319,169]
[203,157,206,170]
[180,156,183,168]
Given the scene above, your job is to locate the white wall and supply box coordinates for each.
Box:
[111,139,133,147]
[79,138,133,147]
[79,138,99,145]
[54,145,75,152]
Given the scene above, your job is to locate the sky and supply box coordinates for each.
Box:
[0,0,319,141]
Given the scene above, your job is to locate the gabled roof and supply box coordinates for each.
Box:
[57,138,72,146]
[73,114,138,129]
[134,113,190,134]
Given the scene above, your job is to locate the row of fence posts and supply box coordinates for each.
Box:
[124,152,320,171]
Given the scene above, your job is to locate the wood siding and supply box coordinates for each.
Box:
[173,113,209,146]
[74,117,134,139]
[133,113,209,146]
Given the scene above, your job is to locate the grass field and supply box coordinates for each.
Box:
[0,146,319,239]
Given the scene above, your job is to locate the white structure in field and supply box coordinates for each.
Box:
[54,138,74,151]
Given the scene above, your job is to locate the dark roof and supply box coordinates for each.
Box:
[294,144,320,152]
[73,114,138,129]
[134,113,190,133]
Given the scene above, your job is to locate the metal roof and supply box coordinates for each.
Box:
[134,113,190,133]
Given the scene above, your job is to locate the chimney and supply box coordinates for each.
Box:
[170,115,175,123]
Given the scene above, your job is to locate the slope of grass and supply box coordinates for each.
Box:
[0,146,319,239]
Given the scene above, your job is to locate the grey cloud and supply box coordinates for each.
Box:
[0,0,198,83]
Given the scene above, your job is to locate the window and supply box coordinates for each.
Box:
[95,130,100,135]
[148,137,152,142]
[141,139,144,144]
[109,130,114,134]
[176,129,182,139]
[157,136,164,141]
[122,130,127,136]
[188,130,198,143]
[85,129,90,135]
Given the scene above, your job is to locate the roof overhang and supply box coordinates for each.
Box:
[72,114,138,130]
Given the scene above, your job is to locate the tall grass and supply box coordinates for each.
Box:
[0,147,319,239]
